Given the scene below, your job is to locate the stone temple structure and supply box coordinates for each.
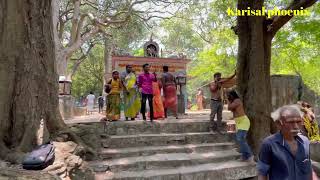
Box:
[110,37,190,113]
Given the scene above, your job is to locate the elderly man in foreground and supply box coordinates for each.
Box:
[257,105,318,180]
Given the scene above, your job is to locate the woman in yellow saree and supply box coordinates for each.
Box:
[124,71,141,120]
[106,71,124,121]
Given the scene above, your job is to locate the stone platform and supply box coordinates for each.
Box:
[66,111,257,180]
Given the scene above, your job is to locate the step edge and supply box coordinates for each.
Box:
[108,132,234,138]
[95,161,256,179]
[91,150,240,166]
[99,142,235,154]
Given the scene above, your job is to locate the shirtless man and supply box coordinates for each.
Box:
[209,72,236,132]
[227,90,253,162]
[161,66,178,119]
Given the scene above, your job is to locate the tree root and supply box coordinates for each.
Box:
[54,129,97,161]
[0,142,25,164]
[0,126,97,164]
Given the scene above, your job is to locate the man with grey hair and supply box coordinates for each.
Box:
[257,104,316,180]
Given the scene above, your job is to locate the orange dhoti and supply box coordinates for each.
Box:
[163,84,177,112]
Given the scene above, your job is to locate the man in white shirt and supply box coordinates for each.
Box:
[86,91,95,115]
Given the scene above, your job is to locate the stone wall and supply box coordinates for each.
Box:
[311,142,320,177]
[311,142,320,162]
[59,95,75,119]
[271,75,320,121]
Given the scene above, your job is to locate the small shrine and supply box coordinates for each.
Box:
[144,38,159,57]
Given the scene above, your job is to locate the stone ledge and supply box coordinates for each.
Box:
[105,132,235,148]
[99,142,235,159]
[95,160,257,180]
[91,150,240,172]
[0,168,60,180]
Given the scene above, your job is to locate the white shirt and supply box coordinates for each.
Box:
[86,94,95,105]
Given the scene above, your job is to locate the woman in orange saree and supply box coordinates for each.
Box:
[151,75,165,119]
[196,88,204,110]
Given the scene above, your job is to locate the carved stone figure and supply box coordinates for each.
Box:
[146,45,157,57]
[144,34,159,57]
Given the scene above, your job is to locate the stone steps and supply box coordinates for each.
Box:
[99,142,235,159]
[94,160,256,180]
[100,110,233,136]
[91,113,256,180]
[92,150,240,172]
[103,119,228,136]
[103,132,234,148]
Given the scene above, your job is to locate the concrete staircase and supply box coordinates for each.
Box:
[92,112,257,180]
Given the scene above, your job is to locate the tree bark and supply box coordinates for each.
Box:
[104,38,114,83]
[69,0,81,46]
[0,0,66,163]
[52,0,68,77]
[236,0,273,155]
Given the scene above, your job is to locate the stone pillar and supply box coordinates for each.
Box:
[59,95,75,119]
[177,85,186,114]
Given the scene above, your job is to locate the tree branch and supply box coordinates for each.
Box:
[59,8,74,20]
[64,26,100,57]
[58,18,65,39]
[81,2,98,10]
[268,0,317,36]
[75,14,88,43]
[69,0,81,46]
[57,0,190,76]
[69,42,96,78]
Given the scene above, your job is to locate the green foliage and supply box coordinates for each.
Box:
[160,17,205,58]
[71,45,104,98]
[159,0,237,95]
[69,16,147,98]
[187,30,237,95]
[190,104,198,111]
[111,16,147,52]
[271,6,320,93]
[69,0,320,98]
[133,48,144,56]
[158,0,320,96]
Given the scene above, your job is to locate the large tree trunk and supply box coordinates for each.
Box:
[236,0,273,154]
[0,0,66,163]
